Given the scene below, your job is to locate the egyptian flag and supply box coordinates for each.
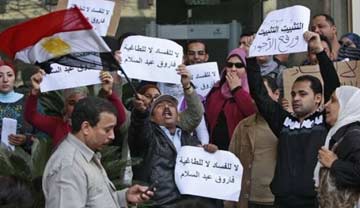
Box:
[0,7,119,73]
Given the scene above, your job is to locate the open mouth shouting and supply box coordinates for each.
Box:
[162,107,173,119]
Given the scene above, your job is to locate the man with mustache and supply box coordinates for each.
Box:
[128,66,218,207]
[43,97,153,208]
[158,40,210,145]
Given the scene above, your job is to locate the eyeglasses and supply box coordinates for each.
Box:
[187,50,206,56]
[226,62,245,68]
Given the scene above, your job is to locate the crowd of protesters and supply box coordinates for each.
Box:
[0,12,360,208]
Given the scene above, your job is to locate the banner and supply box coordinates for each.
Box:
[187,62,220,97]
[249,5,310,57]
[1,118,17,151]
[57,0,121,36]
[40,64,101,92]
[175,146,243,201]
[119,35,183,84]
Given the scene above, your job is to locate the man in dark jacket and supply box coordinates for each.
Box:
[245,31,340,208]
[129,93,218,207]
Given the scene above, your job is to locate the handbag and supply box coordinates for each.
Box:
[318,135,360,208]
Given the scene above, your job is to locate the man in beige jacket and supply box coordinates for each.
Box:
[43,97,153,208]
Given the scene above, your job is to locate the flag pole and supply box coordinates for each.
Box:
[118,65,139,98]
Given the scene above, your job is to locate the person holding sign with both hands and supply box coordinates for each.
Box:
[25,69,127,148]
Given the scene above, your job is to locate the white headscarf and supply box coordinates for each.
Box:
[314,86,360,187]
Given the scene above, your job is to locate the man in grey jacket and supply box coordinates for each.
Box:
[43,97,153,208]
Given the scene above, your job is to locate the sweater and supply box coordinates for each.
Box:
[245,51,340,207]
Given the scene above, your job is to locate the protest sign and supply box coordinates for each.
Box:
[175,146,243,201]
[187,62,220,97]
[119,35,184,84]
[249,5,310,57]
[57,0,121,36]
[283,60,360,111]
[40,63,101,92]
[1,118,17,151]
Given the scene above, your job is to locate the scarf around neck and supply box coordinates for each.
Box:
[0,91,24,103]
[259,56,280,76]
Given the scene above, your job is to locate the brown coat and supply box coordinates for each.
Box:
[225,113,277,208]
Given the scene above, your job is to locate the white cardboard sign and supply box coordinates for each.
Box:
[249,5,310,57]
[119,35,184,84]
[187,62,220,97]
[40,64,101,92]
[175,146,243,201]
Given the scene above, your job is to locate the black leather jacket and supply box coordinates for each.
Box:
[128,109,200,206]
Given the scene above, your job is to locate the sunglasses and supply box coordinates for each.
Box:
[226,62,244,68]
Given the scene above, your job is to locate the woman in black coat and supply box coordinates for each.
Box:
[314,85,360,208]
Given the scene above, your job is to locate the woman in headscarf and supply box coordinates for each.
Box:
[205,48,256,150]
[340,33,360,49]
[338,33,360,61]
[0,60,32,150]
[314,85,360,208]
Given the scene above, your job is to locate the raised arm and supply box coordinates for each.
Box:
[177,64,204,132]
[245,57,289,137]
[99,71,126,127]
[24,69,62,137]
[303,31,340,103]
[128,94,153,156]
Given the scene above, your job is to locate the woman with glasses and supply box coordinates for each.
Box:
[205,48,256,150]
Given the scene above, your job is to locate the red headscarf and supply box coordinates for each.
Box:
[0,59,16,74]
